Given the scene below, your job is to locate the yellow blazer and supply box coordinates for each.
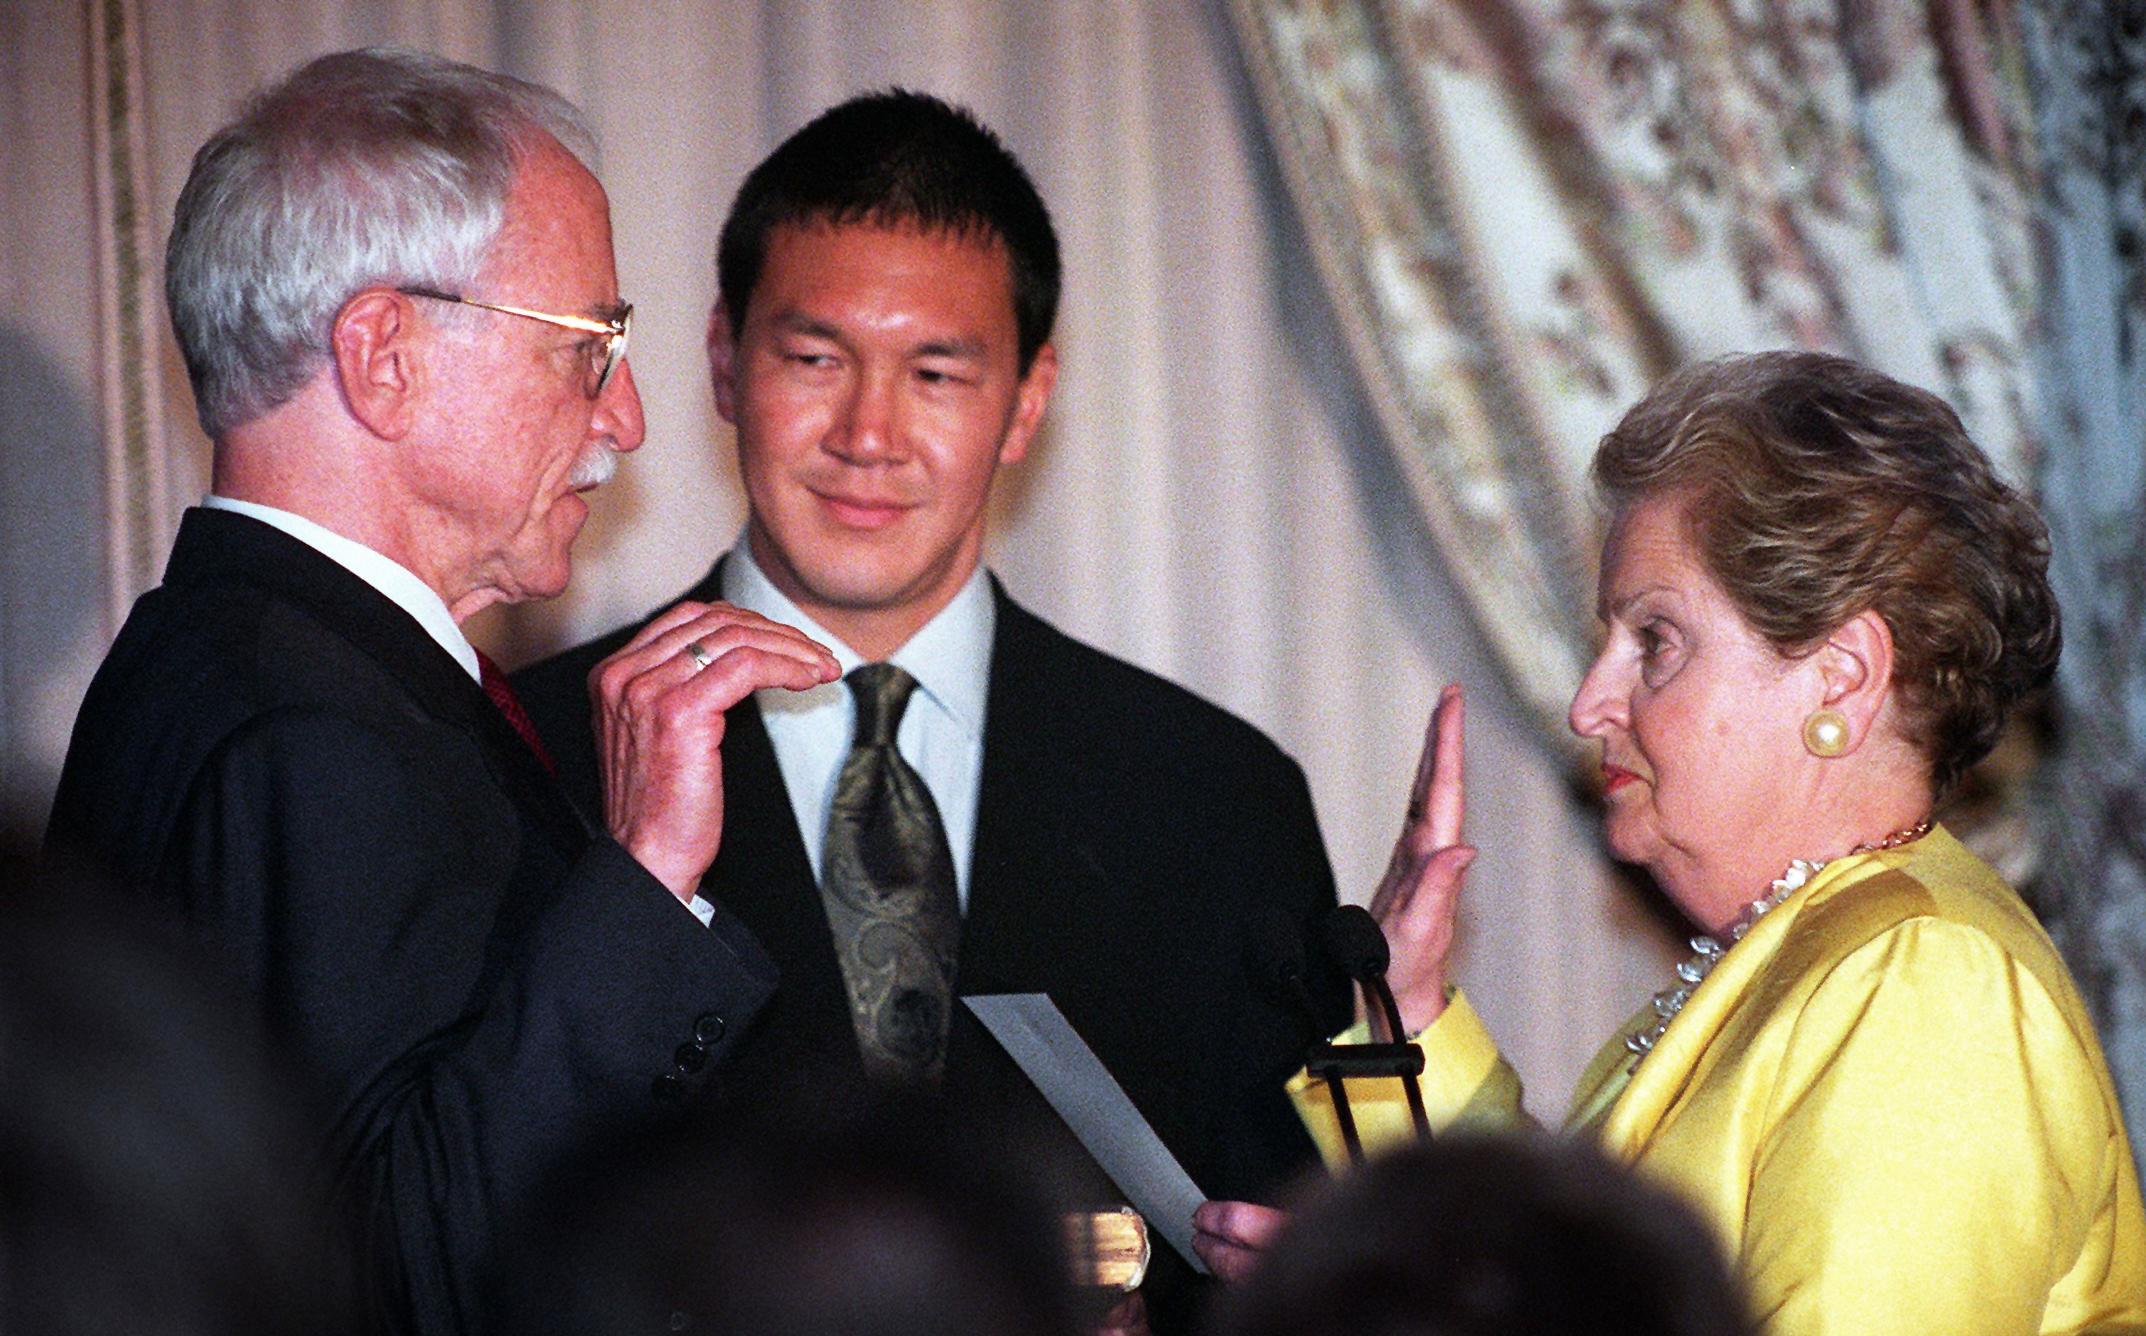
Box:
[1290,827,2146,1333]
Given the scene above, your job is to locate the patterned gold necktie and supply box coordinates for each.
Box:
[819,663,961,1083]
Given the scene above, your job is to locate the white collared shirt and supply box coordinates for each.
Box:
[723,537,993,909]
[201,495,480,681]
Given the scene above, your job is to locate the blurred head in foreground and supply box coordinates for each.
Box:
[1210,1136,1747,1336]
[510,1089,1081,1336]
[0,837,353,1336]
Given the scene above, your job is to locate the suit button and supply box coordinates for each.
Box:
[674,1042,707,1074]
[651,1073,683,1103]
[693,1013,726,1045]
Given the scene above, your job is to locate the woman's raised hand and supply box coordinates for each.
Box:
[1367,684,1475,1035]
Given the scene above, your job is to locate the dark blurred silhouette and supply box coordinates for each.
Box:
[506,1085,1085,1336]
[1207,1135,1748,1336]
[0,832,356,1336]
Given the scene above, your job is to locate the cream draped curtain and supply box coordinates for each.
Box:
[2024,0,2146,1137]
[1225,0,2145,1126]
[1226,0,2040,763]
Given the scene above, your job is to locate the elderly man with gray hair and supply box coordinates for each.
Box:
[45,48,836,1336]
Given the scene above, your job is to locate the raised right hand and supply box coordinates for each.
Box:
[590,600,838,901]
[1367,684,1475,1035]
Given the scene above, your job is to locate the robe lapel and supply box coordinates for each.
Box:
[172,509,589,863]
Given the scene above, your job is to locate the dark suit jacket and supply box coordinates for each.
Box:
[45,510,778,1336]
[516,561,1349,1329]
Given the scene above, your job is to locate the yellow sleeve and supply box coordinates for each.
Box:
[1740,918,2129,1334]
[1285,988,1528,1172]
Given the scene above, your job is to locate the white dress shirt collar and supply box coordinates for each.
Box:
[721,535,994,905]
[201,495,482,683]
[720,537,993,733]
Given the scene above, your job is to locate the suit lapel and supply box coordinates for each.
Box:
[943,588,1127,1186]
[959,586,1114,995]
[698,551,825,961]
[709,691,866,1078]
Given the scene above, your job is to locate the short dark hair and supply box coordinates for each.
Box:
[716,89,1061,372]
[1212,1136,1750,1336]
[1593,350,2060,798]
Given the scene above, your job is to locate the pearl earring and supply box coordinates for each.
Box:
[1803,708,1850,757]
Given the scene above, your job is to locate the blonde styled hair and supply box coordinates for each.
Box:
[1593,350,2059,797]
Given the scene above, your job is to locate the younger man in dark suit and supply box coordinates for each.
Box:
[45,48,838,1336]
[516,91,1348,1330]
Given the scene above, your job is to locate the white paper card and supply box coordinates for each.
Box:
[964,992,1210,1275]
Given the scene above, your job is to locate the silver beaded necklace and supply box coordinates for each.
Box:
[1623,819,1934,1066]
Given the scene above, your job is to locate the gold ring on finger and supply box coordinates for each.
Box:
[684,640,714,671]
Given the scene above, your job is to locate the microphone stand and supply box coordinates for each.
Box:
[1313,908,1433,1163]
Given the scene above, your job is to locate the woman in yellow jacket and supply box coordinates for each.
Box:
[1195,352,2146,1333]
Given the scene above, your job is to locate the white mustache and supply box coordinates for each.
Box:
[568,440,621,490]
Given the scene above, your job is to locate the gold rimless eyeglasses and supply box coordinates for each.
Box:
[398,285,632,397]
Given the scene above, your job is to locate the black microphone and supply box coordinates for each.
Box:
[1325,905,1412,1043]
[1318,905,1432,1146]
[1322,904,1390,987]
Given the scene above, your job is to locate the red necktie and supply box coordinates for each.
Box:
[476,649,556,775]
